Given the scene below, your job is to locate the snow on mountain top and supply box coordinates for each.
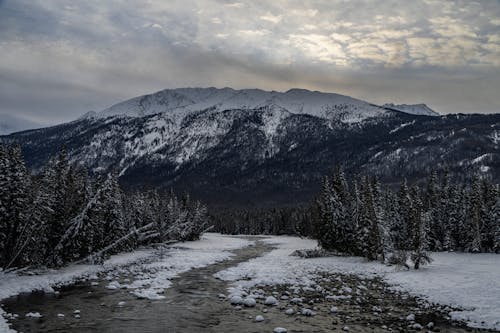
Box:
[95,87,389,123]
[383,103,439,116]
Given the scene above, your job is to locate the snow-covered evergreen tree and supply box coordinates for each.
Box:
[373,181,393,261]
[331,168,354,253]
[316,177,337,251]
[0,145,30,269]
[408,187,432,269]
[0,145,9,265]
[465,177,484,253]
[397,180,412,251]
[384,189,402,253]
[443,184,461,251]
[493,195,500,254]
[357,177,382,260]
[480,181,498,252]
[426,171,444,251]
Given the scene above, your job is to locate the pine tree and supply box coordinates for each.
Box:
[331,168,355,252]
[0,145,9,264]
[480,181,498,252]
[46,149,73,256]
[455,186,469,251]
[18,176,55,266]
[379,186,398,260]
[443,184,461,251]
[357,177,382,260]
[397,180,412,251]
[466,177,483,253]
[316,177,337,251]
[408,187,432,269]
[384,189,402,251]
[426,171,443,251]
[0,145,30,269]
[492,194,500,254]
[100,172,128,253]
[439,170,452,251]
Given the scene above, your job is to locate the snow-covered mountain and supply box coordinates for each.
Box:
[2,88,499,206]
[382,103,439,116]
[0,113,42,135]
[93,87,389,123]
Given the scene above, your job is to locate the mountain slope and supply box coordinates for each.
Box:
[2,88,499,206]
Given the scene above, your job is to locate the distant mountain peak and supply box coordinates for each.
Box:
[382,103,439,116]
[96,87,389,123]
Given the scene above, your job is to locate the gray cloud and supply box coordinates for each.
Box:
[0,0,499,124]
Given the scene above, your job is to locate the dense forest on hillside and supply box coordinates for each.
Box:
[0,144,208,270]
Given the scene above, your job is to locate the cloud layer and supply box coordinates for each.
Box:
[0,0,499,124]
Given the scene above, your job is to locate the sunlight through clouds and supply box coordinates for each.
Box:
[0,0,499,122]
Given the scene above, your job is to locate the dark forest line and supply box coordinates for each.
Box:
[212,168,499,268]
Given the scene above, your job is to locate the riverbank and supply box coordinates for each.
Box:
[0,233,254,332]
[1,234,499,332]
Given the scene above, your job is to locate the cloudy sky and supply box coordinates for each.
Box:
[0,0,499,125]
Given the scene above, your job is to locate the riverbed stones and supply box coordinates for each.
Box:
[243,297,256,307]
[230,295,243,305]
[264,296,278,306]
[255,315,264,322]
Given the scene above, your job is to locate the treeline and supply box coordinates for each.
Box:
[211,168,499,269]
[0,145,208,270]
[313,169,499,268]
[211,206,313,236]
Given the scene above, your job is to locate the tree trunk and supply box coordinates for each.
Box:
[414,257,420,270]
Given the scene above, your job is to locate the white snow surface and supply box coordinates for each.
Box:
[95,87,388,123]
[0,233,253,332]
[70,88,399,173]
[0,248,155,301]
[216,236,500,330]
[107,233,253,300]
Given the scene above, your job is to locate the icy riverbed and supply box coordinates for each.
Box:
[0,233,254,332]
[216,236,500,330]
[1,234,499,332]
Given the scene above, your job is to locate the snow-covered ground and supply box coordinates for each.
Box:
[102,233,254,300]
[0,233,253,332]
[2,234,498,331]
[216,236,500,330]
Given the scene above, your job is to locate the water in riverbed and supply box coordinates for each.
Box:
[3,242,270,332]
[2,241,491,333]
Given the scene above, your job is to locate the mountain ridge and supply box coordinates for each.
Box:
[88,87,390,123]
[2,88,498,206]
